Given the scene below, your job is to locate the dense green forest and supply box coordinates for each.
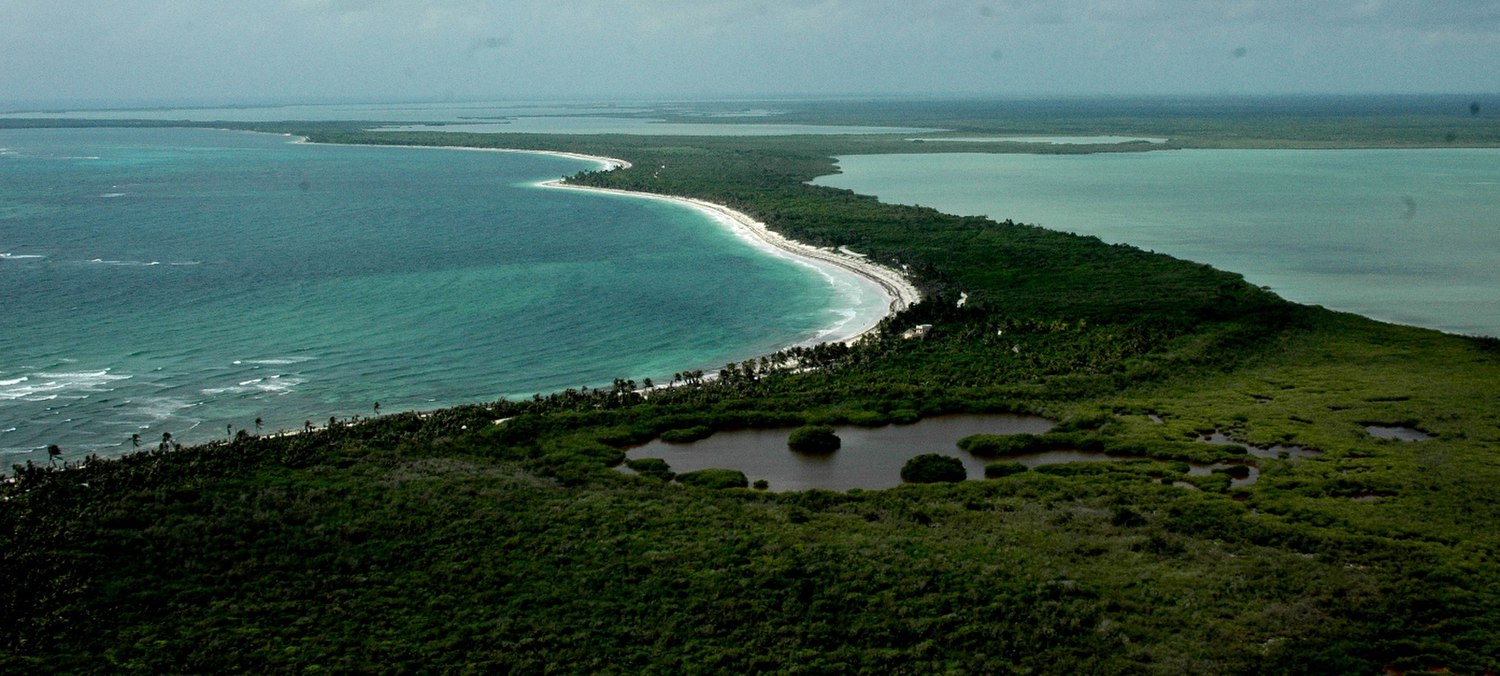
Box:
[4,100,1499,673]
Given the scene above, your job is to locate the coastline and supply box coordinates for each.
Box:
[249,145,922,433]
[293,135,918,343]
[16,136,917,453]
[536,175,920,345]
[288,136,632,172]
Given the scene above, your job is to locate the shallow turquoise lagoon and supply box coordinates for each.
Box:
[815,149,1500,337]
[0,128,881,460]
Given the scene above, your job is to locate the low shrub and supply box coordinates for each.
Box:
[788,425,841,453]
[959,433,1046,457]
[676,468,749,489]
[660,426,713,444]
[985,461,1029,478]
[889,409,921,424]
[625,457,674,481]
[901,454,967,483]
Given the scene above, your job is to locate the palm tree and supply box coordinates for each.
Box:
[130,433,141,448]
[46,444,62,467]
[159,432,173,452]
[373,401,380,416]
[254,417,263,433]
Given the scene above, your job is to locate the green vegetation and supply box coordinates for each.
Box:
[961,432,1055,456]
[674,468,749,489]
[899,453,967,483]
[787,424,841,453]
[624,457,675,481]
[658,425,714,444]
[985,461,1030,478]
[4,99,1500,672]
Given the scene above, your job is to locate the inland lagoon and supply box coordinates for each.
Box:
[626,414,1056,490]
[625,414,1266,491]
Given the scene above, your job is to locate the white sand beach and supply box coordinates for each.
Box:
[533,157,920,344]
[296,136,918,343]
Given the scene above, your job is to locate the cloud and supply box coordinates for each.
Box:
[1,0,1497,104]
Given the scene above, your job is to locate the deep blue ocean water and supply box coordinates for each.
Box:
[0,127,880,461]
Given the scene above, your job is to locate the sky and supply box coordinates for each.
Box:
[2,0,1498,108]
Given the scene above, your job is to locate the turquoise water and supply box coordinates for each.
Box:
[0,127,882,461]
[815,150,1500,336]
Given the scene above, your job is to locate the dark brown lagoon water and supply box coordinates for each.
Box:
[1365,425,1435,441]
[628,414,1270,491]
[628,414,1055,491]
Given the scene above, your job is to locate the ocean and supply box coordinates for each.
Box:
[814,149,1500,337]
[0,127,884,462]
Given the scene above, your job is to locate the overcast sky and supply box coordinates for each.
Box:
[3,0,1497,107]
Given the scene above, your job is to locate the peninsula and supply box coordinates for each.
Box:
[5,98,1499,673]
[540,175,921,340]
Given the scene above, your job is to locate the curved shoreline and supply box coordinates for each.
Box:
[268,141,921,423]
[292,136,920,341]
[538,177,920,344]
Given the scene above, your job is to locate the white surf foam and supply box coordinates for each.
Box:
[132,397,199,423]
[243,357,314,366]
[87,258,161,266]
[201,374,305,396]
[0,370,131,401]
[801,308,861,346]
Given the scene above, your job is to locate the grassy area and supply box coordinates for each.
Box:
[4,100,1499,672]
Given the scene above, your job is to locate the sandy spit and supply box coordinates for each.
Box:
[533,165,920,344]
[293,137,919,342]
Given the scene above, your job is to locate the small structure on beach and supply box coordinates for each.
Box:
[902,324,933,340]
